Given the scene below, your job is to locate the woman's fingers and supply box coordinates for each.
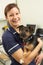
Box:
[35,53,43,65]
[37,38,43,46]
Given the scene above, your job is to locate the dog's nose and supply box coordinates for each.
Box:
[20,33,26,38]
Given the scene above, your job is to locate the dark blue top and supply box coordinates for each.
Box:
[2,26,36,65]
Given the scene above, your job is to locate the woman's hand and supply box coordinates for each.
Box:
[37,38,43,48]
[37,38,43,47]
[35,53,43,65]
[35,38,43,65]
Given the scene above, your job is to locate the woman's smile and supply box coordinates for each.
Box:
[6,7,21,27]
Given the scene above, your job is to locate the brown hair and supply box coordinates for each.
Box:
[4,3,20,16]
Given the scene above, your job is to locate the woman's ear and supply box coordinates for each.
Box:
[5,16,7,19]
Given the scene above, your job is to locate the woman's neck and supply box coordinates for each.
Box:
[8,23,20,33]
[11,25,20,33]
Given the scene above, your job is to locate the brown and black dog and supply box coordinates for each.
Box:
[17,25,38,57]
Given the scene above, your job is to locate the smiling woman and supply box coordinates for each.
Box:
[2,3,43,65]
[4,3,21,28]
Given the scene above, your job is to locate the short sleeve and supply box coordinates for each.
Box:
[2,32,21,55]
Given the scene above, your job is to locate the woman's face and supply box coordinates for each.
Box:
[6,7,21,27]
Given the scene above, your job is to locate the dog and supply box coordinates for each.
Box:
[17,25,42,58]
[17,25,39,57]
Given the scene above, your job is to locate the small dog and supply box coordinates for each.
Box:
[17,25,39,57]
[17,25,42,58]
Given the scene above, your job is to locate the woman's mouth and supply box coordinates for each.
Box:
[12,20,17,23]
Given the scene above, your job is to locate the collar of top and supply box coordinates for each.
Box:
[8,25,17,35]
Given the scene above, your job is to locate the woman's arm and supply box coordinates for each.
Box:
[23,38,43,64]
[11,38,43,64]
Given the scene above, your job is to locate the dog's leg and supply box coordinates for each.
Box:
[22,51,31,65]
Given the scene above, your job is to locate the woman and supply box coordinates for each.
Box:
[2,3,43,65]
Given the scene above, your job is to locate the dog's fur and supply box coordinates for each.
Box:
[17,25,41,57]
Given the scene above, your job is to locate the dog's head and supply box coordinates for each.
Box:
[17,25,36,51]
[17,25,42,53]
[18,25,30,39]
[17,25,35,40]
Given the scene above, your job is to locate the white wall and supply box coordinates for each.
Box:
[18,0,43,28]
[0,0,16,19]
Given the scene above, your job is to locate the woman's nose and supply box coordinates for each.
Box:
[13,15,17,19]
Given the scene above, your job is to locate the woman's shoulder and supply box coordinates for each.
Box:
[2,29,13,39]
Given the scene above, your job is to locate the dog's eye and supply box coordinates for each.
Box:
[25,29,28,32]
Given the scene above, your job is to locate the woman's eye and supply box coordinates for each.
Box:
[9,15,13,16]
[16,13,19,15]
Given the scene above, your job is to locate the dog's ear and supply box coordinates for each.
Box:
[27,24,36,33]
[17,25,24,31]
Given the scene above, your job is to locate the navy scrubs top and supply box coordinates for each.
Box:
[2,26,36,65]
